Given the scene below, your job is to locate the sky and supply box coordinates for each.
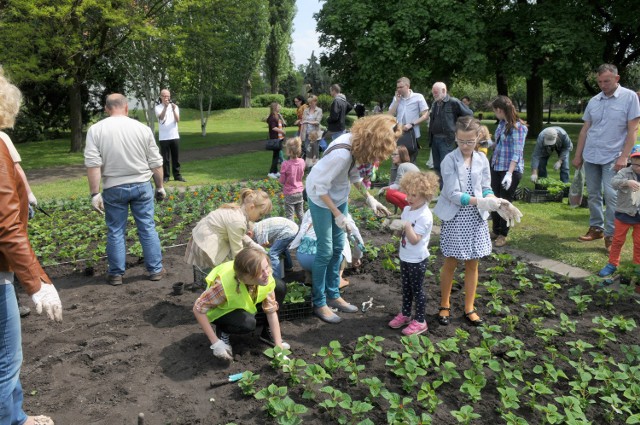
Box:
[292,0,324,67]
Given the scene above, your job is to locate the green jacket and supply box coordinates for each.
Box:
[205,261,275,322]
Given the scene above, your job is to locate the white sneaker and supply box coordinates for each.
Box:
[268,173,278,179]
[275,172,281,178]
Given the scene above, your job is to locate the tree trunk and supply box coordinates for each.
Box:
[526,75,544,138]
[69,81,84,153]
[241,79,252,108]
[496,71,509,97]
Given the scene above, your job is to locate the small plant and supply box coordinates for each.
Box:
[316,340,345,373]
[264,346,292,370]
[254,383,308,424]
[500,315,520,334]
[238,371,260,395]
[450,405,481,424]
[355,335,385,361]
[417,381,441,413]
[569,294,592,315]
[282,357,308,386]
[381,389,417,425]
[302,364,332,400]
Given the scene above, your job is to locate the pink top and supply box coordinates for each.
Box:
[279,158,305,195]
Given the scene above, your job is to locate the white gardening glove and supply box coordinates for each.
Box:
[377,187,386,197]
[31,282,63,322]
[210,340,233,360]
[28,192,38,206]
[496,200,523,227]
[530,174,538,183]
[366,194,391,217]
[553,160,562,170]
[501,172,513,190]
[335,214,351,232]
[389,219,407,231]
[631,190,640,206]
[476,197,502,212]
[91,193,104,214]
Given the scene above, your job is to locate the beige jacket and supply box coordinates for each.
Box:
[190,207,248,266]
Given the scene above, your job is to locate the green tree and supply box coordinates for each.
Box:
[303,51,331,96]
[264,0,296,94]
[0,0,171,152]
[315,0,485,103]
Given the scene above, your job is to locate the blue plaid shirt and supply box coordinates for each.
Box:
[491,121,528,173]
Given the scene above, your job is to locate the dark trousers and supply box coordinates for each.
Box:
[400,259,428,322]
[270,148,281,174]
[213,278,286,334]
[490,169,522,237]
[160,138,181,180]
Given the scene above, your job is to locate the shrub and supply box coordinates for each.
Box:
[476,111,582,123]
[178,93,242,110]
[279,108,298,128]
[252,94,285,108]
[316,94,333,111]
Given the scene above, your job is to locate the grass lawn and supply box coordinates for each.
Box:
[21,111,614,274]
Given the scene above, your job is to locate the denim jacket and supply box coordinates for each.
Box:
[433,148,493,221]
[612,166,640,216]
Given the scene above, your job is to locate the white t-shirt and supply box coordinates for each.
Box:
[0,131,21,162]
[399,203,432,263]
[154,103,180,141]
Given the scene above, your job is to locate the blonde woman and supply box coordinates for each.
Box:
[305,114,402,323]
[300,95,323,159]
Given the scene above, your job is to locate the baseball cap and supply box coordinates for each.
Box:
[630,144,640,158]
[543,128,558,146]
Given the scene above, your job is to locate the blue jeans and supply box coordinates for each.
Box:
[584,160,617,237]
[431,134,455,183]
[331,131,345,141]
[103,182,163,276]
[308,199,347,307]
[537,155,570,183]
[0,281,28,425]
[268,237,294,279]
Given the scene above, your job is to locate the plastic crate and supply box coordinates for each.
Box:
[523,188,563,203]
[193,265,313,322]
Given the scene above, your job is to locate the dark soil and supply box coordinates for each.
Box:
[18,228,639,424]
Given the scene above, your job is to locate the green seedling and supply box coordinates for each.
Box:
[282,357,307,386]
[535,327,559,346]
[569,294,592,315]
[498,386,521,410]
[417,381,442,413]
[381,389,416,425]
[450,405,481,424]
[316,340,345,373]
[342,354,365,384]
[434,361,461,388]
[238,371,260,395]
[355,335,384,361]
[264,346,292,370]
[534,403,565,424]
[361,376,385,398]
[302,364,331,400]
[592,327,617,349]
[459,368,486,402]
[538,299,556,316]
[255,383,307,425]
[500,315,520,334]
[557,313,577,334]
[611,315,637,332]
[500,411,529,425]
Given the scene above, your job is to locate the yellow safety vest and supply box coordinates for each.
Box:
[204,261,275,322]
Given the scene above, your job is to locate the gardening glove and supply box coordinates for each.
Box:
[388,219,407,232]
[28,192,38,206]
[377,187,386,197]
[496,200,523,227]
[210,340,233,360]
[631,189,640,206]
[501,172,513,190]
[476,197,502,212]
[28,205,35,220]
[530,174,538,183]
[366,194,391,217]
[553,160,562,170]
[91,193,104,215]
[31,282,63,322]
[335,214,351,232]
[155,187,166,202]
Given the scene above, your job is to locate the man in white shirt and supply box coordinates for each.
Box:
[388,77,429,174]
[155,89,185,182]
[84,93,167,285]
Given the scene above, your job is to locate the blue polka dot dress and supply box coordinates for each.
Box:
[440,166,492,260]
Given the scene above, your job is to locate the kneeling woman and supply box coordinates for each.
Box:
[193,247,289,360]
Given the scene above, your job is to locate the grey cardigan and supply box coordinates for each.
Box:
[612,166,640,216]
[433,148,493,221]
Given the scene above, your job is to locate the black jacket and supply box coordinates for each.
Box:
[327,94,353,132]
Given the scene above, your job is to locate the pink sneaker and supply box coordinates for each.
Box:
[388,313,411,329]
[402,320,428,335]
